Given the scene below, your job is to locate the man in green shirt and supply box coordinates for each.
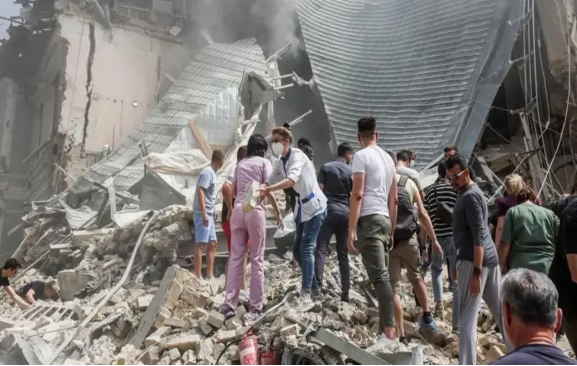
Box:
[500,188,559,275]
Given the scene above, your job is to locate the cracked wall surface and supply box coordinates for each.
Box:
[58,15,197,177]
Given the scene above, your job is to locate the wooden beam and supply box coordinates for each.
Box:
[188,120,213,160]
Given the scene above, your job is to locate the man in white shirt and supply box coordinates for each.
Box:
[260,127,327,305]
[347,116,398,349]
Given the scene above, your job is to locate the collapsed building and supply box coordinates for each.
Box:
[0,0,576,364]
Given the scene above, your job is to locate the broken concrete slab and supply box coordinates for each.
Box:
[164,335,200,352]
[207,310,224,329]
[145,326,171,348]
[57,270,94,301]
[72,228,115,246]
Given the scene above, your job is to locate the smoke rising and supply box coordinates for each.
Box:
[250,0,300,56]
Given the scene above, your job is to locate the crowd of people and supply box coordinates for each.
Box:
[190,116,577,365]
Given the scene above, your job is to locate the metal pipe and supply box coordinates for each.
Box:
[46,209,164,364]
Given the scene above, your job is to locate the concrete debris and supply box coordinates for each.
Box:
[0,203,518,365]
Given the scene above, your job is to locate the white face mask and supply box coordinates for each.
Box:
[409,160,415,168]
[272,142,284,156]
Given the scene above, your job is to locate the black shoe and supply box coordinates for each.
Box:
[399,336,409,346]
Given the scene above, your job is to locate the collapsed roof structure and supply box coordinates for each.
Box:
[296,0,524,169]
[71,38,280,198]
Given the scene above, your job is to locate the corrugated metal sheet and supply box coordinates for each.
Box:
[72,38,270,192]
[296,0,523,168]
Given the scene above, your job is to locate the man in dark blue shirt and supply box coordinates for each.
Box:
[492,268,577,365]
[315,142,353,302]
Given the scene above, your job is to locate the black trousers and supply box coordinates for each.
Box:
[314,213,351,297]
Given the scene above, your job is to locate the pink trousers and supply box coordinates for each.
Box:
[223,206,266,313]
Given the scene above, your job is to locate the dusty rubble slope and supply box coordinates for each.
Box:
[0,205,512,365]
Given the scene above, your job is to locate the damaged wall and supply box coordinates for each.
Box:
[58,15,197,178]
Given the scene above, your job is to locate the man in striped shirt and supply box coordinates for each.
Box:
[423,162,459,331]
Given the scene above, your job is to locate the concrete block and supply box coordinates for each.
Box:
[181,350,196,365]
[180,286,205,307]
[168,347,181,362]
[207,310,224,329]
[141,346,160,365]
[164,281,183,310]
[193,307,208,319]
[484,345,504,363]
[126,289,146,305]
[214,330,236,344]
[144,326,171,348]
[57,270,93,301]
[136,295,154,311]
[199,319,212,335]
[154,307,172,329]
[164,318,189,329]
[165,335,200,352]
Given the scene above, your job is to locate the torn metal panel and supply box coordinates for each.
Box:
[59,201,97,230]
[72,38,271,194]
[296,0,523,168]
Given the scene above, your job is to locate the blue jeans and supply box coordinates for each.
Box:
[431,235,459,328]
[294,211,326,292]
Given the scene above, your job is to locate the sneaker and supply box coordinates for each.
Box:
[220,307,235,320]
[434,302,444,319]
[311,288,323,301]
[366,333,395,353]
[418,315,438,333]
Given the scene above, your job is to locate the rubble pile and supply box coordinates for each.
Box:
[0,202,510,365]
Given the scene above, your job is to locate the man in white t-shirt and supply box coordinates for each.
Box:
[347,116,398,349]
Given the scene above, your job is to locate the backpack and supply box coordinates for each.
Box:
[394,175,418,242]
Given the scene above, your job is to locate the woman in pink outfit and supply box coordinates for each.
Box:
[221,134,282,320]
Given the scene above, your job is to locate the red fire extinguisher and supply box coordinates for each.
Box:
[239,335,259,365]
[260,351,279,365]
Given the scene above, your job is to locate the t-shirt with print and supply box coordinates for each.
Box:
[501,203,559,274]
[491,344,577,365]
[396,166,422,191]
[234,156,272,208]
[351,146,396,218]
[221,168,235,222]
[193,166,218,216]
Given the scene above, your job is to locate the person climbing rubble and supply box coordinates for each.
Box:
[17,279,60,305]
[446,154,512,365]
[494,174,526,254]
[491,268,577,365]
[424,162,459,328]
[390,150,443,342]
[498,187,558,275]
[193,150,225,280]
[0,258,30,310]
[315,142,353,303]
[222,145,248,290]
[261,126,327,305]
[347,116,398,350]
[221,134,282,322]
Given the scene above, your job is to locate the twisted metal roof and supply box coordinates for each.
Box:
[296,0,522,168]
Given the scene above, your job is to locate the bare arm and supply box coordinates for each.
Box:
[267,178,294,192]
[4,287,30,310]
[498,242,511,271]
[415,192,437,243]
[319,183,324,191]
[25,289,36,305]
[222,183,233,216]
[348,173,365,235]
[388,174,398,233]
[568,255,577,283]
[197,188,207,216]
[473,246,484,269]
[495,216,505,250]
[266,192,282,217]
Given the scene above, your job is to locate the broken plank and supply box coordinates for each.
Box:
[189,120,213,160]
[131,265,178,348]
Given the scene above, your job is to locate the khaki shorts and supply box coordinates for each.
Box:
[390,234,421,295]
